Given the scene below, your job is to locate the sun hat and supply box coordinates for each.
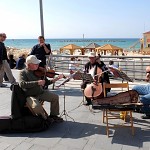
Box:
[26,55,41,65]
[88,52,96,58]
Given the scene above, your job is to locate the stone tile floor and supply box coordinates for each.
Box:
[0,70,149,150]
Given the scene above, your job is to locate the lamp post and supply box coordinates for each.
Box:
[39,0,44,36]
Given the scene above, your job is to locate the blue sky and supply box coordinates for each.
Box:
[0,0,150,39]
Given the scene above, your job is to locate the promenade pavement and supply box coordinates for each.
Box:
[0,70,149,150]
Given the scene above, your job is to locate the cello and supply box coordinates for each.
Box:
[84,66,103,99]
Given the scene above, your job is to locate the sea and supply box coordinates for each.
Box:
[4,38,141,51]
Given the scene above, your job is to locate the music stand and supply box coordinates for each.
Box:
[56,74,77,121]
[109,67,133,82]
[68,72,95,112]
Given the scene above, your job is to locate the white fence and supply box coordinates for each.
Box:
[47,55,150,80]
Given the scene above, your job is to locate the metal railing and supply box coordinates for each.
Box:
[47,55,150,81]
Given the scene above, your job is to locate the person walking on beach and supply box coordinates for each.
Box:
[30,36,51,68]
[132,66,150,119]
[0,33,16,87]
[19,55,64,122]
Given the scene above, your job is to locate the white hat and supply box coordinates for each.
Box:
[26,55,41,65]
[88,52,96,58]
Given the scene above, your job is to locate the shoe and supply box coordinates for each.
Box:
[47,117,54,123]
[0,83,7,87]
[83,102,92,106]
[141,115,150,119]
[50,115,64,123]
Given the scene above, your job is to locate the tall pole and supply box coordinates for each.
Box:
[39,0,44,36]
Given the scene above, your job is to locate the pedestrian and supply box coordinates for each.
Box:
[0,33,16,87]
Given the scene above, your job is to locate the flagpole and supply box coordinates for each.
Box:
[39,0,44,36]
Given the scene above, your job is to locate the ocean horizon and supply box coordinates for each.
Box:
[5,38,141,51]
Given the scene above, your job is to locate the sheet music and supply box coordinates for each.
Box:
[78,72,93,83]
[109,67,133,82]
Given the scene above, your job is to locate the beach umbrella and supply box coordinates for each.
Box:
[96,44,123,55]
[60,44,85,55]
[84,43,101,53]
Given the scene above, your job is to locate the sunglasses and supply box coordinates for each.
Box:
[2,36,6,38]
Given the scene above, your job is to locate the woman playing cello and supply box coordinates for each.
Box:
[81,52,110,105]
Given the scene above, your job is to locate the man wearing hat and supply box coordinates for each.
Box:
[19,55,63,122]
[81,52,110,105]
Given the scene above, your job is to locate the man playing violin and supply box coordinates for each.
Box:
[19,55,64,122]
[30,36,51,68]
[132,66,150,119]
[81,52,110,106]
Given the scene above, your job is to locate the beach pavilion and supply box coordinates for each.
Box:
[84,43,101,53]
[96,44,123,55]
[60,44,85,55]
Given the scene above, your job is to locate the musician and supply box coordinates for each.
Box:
[81,52,110,105]
[19,55,64,122]
[132,66,150,119]
[30,36,51,68]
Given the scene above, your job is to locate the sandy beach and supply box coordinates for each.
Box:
[6,46,146,61]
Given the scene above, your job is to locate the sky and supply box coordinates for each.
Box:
[0,0,150,39]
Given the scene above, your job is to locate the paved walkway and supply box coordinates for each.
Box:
[0,70,149,150]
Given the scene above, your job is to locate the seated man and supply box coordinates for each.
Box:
[81,52,110,105]
[19,55,64,122]
[132,66,150,119]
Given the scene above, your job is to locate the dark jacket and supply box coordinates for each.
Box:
[16,57,25,69]
[30,44,51,66]
[11,84,27,119]
[84,61,110,84]
[19,68,53,96]
[0,42,8,62]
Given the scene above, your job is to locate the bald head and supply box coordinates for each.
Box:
[146,66,150,82]
[146,66,150,73]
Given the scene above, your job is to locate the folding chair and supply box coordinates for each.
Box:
[103,82,134,137]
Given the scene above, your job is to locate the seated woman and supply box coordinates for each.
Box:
[132,66,150,119]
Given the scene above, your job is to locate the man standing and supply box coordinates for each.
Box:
[0,33,16,87]
[30,36,51,68]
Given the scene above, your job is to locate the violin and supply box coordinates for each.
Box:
[34,67,66,79]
